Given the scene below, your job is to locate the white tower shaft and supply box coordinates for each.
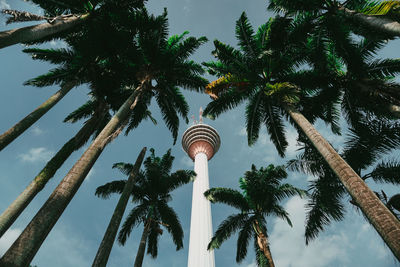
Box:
[182,116,220,267]
[187,152,215,267]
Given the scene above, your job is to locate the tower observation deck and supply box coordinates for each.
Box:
[182,108,220,267]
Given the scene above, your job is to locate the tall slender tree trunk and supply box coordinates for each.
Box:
[0,13,89,49]
[339,6,400,37]
[0,84,145,267]
[0,82,75,151]
[0,104,106,237]
[254,221,275,267]
[134,221,150,267]
[285,105,400,261]
[92,147,147,267]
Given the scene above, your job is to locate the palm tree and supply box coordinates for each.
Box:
[0,0,151,151]
[268,1,400,120]
[288,117,400,243]
[92,147,147,267]
[205,164,306,266]
[0,9,208,266]
[94,148,195,267]
[268,0,400,37]
[0,0,147,49]
[203,12,400,260]
[0,16,160,234]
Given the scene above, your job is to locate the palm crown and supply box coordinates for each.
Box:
[205,164,306,266]
[204,13,316,157]
[95,148,195,257]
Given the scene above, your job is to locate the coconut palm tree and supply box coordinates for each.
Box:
[92,147,147,267]
[0,0,151,151]
[203,12,400,260]
[268,0,400,38]
[0,9,208,266]
[205,164,306,267]
[94,148,195,267]
[0,0,147,49]
[0,19,160,236]
[288,116,400,243]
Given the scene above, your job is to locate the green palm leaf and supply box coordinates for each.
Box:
[204,188,250,211]
[208,213,249,250]
[362,1,400,16]
[118,203,149,245]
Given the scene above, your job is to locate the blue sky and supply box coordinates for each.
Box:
[0,0,399,266]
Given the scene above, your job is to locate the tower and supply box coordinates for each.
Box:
[182,108,221,267]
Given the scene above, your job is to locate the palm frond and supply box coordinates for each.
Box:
[263,101,287,157]
[368,160,400,184]
[164,170,195,193]
[204,188,250,211]
[236,12,258,58]
[367,58,400,79]
[95,180,126,199]
[24,67,77,87]
[246,91,264,146]
[208,213,249,250]
[112,162,134,176]
[236,215,255,263]
[118,204,149,245]
[274,183,308,202]
[63,100,96,123]
[155,93,180,144]
[305,176,346,244]
[147,222,161,258]
[361,1,400,16]
[270,204,293,227]
[23,48,74,65]
[157,200,184,250]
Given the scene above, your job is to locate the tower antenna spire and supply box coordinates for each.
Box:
[199,107,203,123]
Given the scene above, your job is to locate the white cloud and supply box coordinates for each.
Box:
[285,127,300,157]
[33,225,91,266]
[0,228,22,257]
[270,196,350,267]
[18,147,54,163]
[31,126,45,136]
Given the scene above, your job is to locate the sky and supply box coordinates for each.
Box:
[0,0,399,266]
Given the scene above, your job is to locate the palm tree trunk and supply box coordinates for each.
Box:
[0,105,106,238]
[285,105,400,261]
[339,6,400,37]
[254,221,275,267]
[0,84,145,267]
[134,221,150,267]
[0,13,89,49]
[0,82,75,151]
[92,147,147,267]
